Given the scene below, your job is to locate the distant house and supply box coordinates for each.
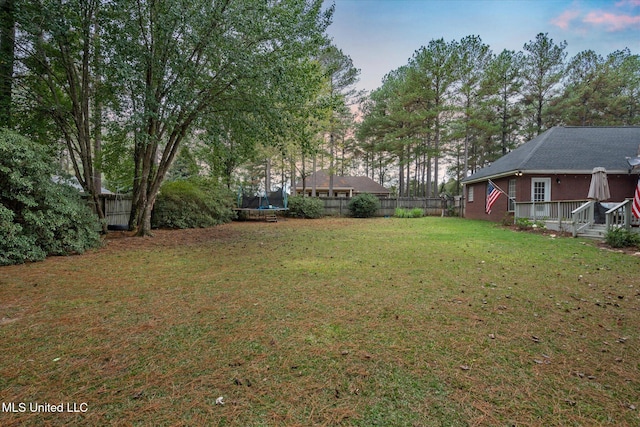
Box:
[53,175,131,230]
[53,175,113,194]
[462,127,640,226]
[294,170,391,198]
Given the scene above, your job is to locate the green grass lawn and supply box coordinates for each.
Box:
[1,217,639,426]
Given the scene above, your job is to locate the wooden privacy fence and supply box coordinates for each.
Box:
[320,197,459,217]
[86,194,133,229]
[88,194,457,227]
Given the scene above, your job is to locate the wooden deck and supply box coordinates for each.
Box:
[233,208,288,222]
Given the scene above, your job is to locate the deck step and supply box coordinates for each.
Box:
[577,224,607,239]
[265,213,278,222]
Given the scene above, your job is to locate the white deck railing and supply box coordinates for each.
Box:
[605,199,640,230]
[571,201,595,237]
[513,199,639,237]
[514,200,588,232]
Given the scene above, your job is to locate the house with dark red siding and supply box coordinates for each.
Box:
[462,127,640,237]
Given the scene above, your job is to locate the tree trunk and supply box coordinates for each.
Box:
[398,149,404,197]
[536,97,543,135]
[311,155,317,197]
[290,157,297,196]
[328,132,334,197]
[132,116,190,236]
[92,16,102,196]
[433,117,440,199]
[426,155,432,198]
[265,157,271,193]
[405,144,410,197]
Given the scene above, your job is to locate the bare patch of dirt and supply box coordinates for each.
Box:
[98,218,349,253]
[0,317,18,326]
[595,241,640,256]
[100,223,240,253]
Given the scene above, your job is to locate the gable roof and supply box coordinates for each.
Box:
[53,175,114,194]
[463,126,640,184]
[295,170,390,194]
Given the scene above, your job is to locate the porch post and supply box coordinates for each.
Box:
[625,198,632,230]
[557,201,562,230]
[532,201,536,221]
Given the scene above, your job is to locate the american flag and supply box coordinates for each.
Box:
[633,176,640,219]
[486,180,504,214]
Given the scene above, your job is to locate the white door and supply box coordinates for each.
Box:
[531,178,551,218]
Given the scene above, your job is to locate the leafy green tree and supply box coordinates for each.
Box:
[560,50,614,126]
[201,56,328,193]
[317,44,360,196]
[358,67,408,194]
[481,49,523,157]
[17,0,109,230]
[166,145,200,182]
[615,50,640,125]
[611,49,640,125]
[107,0,331,235]
[0,0,14,128]
[356,73,407,189]
[559,49,640,126]
[448,49,524,193]
[408,38,459,196]
[358,62,440,196]
[520,33,567,136]
[453,35,492,182]
[100,130,135,193]
[388,65,426,197]
[0,130,100,265]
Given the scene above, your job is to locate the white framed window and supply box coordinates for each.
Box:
[468,185,474,202]
[508,179,516,211]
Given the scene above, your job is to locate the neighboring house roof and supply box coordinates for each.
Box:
[463,126,640,184]
[53,175,114,194]
[295,170,390,194]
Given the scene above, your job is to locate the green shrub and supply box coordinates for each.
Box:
[348,193,380,218]
[605,227,640,248]
[0,130,101,265]
[500,213,514,226]
[515,217,546,231]
[395,207,423,218]
[287,195,324,219]
[152,178,234,229]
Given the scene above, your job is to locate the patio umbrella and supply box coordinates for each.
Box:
[587,167,611,201]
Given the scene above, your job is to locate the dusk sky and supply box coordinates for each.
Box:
[324,0,640,93]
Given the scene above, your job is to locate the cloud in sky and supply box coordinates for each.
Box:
[325,0,638,94]
[551,9,582,30]
[583,11,640,31]
[552,0,640,32]
[616,0,640,7]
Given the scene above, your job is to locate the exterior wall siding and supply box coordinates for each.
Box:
[464,177,511,222]
[464,173,638,221]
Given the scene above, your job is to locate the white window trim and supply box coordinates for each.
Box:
[531,178,551,202]
[508,179,516,212]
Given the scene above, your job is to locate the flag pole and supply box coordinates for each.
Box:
[487,179,507,195]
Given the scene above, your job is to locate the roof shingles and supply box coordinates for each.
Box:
[464,126,640,183]
[295,170,390,194]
